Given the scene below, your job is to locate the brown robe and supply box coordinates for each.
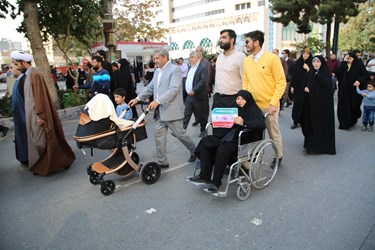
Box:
[24,67,75,175]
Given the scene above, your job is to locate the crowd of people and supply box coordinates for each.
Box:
[4,30,374,191]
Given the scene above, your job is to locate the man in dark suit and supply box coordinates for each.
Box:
[282,49,294,107]
[183,51,209,137]
[129,49,197,168]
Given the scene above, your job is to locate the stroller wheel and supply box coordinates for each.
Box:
[100,180,115,196]
[89,174,99,185]
[140,162,161,185]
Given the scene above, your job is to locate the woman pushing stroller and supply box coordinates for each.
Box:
[189,90,266,193]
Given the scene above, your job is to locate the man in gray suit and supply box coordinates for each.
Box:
[183,51,209,137]
[129,49,197,168]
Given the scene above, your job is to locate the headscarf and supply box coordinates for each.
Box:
[236,90,265,131]
[115,58,136,101]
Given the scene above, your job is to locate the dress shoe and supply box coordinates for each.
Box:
[192,121,199,127]
[2,127,9,137]
[159,164,169,168]
[198,131,206,137]
[271,157,282,169]
[285,102,292,107]
[188,154,197,162]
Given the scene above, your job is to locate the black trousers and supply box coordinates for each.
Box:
[199,141,237,187]
[183,96,209,132]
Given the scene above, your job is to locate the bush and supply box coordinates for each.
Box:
[58,89,88,109]
[0,96,12,117]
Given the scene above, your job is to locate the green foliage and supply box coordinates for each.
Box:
[57,89,87,109]
[0,0,16,18]
[114,0,167,41]
[270,0,367,54]
[291,35,326,55]
[339,3,375,52]
[0,96,12,117]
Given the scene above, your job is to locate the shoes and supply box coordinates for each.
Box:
[290,123,299,129]
[188,154,197,162]
[361,126,368,131]
[188,175,209,184]
[192,121,199,127]
[285,102,292,107]
[206,183,218,193]
[2,127,8,137]
[198,131,206,137]
[368,125,373,132]
[159,164,169,168]
[271,157,282,169]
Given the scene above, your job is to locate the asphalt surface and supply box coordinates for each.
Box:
[0,91,374,250]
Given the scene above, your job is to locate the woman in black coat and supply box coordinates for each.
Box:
[190,90,266,193]
[115,58,138,117]
[336,52,368,130]
[300,55,336,155]
[290,48,313,129]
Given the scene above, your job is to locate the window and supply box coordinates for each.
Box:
[258,0,265,7]
[235,2,251,11]
[157,21,163,26]
[183,40,195,49]
[170,42,179,51]
[200,38,213,48]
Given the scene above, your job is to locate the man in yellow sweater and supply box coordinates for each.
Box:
[242,30,286,166]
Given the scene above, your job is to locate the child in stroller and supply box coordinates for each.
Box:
[74,94,161,196]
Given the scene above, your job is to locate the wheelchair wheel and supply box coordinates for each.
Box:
[248,139,278,189]
[140,162,161,185]
[236,182,251,201]
[100,180,115,196]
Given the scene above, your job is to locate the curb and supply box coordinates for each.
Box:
[0,105,84,131]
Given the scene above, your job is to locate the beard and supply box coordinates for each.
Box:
[19,65,27,74]
[220,42,231,50]
[93,66,99,71]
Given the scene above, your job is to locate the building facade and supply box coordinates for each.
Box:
[155,0,285,59]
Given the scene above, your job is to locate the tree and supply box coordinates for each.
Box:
[339,2,375,52]
[291,35,326,55]
[270,0,367,56]
[1,0,107,107]
[114,0,167,41]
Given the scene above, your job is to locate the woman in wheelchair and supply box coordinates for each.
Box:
[190,90,266,193]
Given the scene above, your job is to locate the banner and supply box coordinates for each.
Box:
[212,108,238,128]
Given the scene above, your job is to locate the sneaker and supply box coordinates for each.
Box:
[368,125,373,132]
[206,184,218,193]
[361,126,368,131]
[188,154,197,162]
[188,175,209,184]
[192,121,199,127]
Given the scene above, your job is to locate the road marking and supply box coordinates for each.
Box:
[114,162,192,191]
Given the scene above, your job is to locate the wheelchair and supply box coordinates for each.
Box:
[187,115,279,201]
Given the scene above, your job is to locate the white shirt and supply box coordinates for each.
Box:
[253,50,265,62]
[185,62,200,93]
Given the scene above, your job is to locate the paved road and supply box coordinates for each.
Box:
[0,94,374,250]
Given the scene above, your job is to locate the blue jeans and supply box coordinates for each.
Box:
[363,105,375,126]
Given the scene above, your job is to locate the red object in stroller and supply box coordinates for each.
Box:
[73,95,161,196]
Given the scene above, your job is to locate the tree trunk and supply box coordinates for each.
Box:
[325,20,332,56]
[23,1,60,108]
[332,19,340,55]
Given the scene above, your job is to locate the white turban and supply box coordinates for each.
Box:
[10,51,33,62]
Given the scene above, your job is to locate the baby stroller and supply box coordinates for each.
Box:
[187,113,279,201]
[73,94,161,196]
